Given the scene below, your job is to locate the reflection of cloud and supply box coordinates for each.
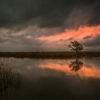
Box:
[27,66,33,70]
[39,63,100,78]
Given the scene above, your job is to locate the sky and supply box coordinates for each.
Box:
[0,0,100,52]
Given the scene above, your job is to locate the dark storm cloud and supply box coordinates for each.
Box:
[0,0,100,30]
[84,34,100,47]
[0,0,100,52]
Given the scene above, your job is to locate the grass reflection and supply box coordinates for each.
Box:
[0,60,21,100]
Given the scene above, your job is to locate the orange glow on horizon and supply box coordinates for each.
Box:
[38,25,100,41]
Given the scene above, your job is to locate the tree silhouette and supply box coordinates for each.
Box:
[68,41,83,57]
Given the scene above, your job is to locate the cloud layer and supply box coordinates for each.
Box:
[0,0,100,29]
[0,0,100,51]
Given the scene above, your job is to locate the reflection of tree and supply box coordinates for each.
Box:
[69,58,83,72]
[0,61,21,100]
[68,40,84,72]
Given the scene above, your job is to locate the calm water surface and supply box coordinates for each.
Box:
[0,57,100,100]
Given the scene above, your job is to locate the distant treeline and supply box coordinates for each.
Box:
[0,52,100,59]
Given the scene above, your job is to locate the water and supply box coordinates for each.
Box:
[0,57,100,100]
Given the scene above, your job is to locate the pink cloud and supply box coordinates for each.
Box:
[38,25,100,41]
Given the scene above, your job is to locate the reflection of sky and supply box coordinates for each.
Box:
[1,58,100,79]
[39,60,100,78]
[0,57,100,100]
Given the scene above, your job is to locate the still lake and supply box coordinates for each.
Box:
[0,57,100,100]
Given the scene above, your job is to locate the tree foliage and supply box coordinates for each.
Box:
[68,41,83,53]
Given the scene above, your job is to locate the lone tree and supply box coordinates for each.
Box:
[68,41,83,57]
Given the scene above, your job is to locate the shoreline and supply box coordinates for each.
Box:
[0,52,100,59]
